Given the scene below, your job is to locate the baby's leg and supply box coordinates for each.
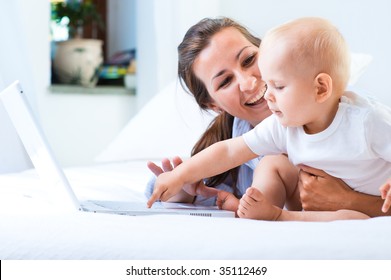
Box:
[254,154,300,209]
[238,187,282,220]
[279,209,369,221]
[238,189,369,221]
[238,154,300,220]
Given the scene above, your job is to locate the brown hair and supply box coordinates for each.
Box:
[177,17,261,191]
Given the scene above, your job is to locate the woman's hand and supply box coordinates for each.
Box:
[298,165,390,217]
[298,165,354,211]
[147,156,218,202]
[147,156,182,177]
[380,178,391,213]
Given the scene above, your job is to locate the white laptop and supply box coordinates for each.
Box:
[0,81,235,218]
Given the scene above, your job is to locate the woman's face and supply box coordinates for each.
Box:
[193,27,271,127]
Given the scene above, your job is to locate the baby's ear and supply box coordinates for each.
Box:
[314,73,333,103]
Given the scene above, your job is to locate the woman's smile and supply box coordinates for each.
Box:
[245,91,265,106]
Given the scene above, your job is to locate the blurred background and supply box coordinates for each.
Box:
[0,0,390,171]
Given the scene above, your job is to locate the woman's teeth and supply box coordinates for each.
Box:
[246,92,265,105]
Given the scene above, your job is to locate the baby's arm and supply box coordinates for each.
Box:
[380,178,391,213]
[147,136,257,207]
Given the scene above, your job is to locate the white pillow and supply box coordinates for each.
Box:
[96,53,372,163]
[95,80,216,162]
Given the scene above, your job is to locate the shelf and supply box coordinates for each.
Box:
[49,84,135,95]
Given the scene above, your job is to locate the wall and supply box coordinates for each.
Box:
[135,0,221,109]
[107,0,137,58]
[219,0,391,106]
[137,0,391,108]
[0,0,50,173]
[39,90,137,167]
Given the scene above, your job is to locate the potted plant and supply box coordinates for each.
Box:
[51,0,105,87]
[51,0,104,39]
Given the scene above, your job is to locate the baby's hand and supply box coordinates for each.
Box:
[147,171,184,208]
[380,178,391,213]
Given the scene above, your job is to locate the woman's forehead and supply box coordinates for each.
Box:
[210,27,252,48]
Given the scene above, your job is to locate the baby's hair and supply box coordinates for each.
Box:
[261,17,350,93]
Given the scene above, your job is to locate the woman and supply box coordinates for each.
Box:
[146,17,390,217]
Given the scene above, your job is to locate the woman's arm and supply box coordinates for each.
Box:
[298,165,391,217]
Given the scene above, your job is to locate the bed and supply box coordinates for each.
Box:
[1,160,391,260]
[1,53,391,260]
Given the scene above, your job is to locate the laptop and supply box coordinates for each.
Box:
[0,81,235,218]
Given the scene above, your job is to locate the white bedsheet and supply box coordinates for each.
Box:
[1,160,390,260]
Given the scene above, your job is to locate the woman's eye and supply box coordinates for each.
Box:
[218,77,231,89]
[242,53,256,67]
[275,86,284,90]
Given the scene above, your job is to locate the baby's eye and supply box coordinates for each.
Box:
[275,86,285,90]
[261,83,268,94]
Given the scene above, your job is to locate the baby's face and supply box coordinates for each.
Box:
[258,43,320,130]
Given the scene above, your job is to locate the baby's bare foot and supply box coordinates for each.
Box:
[237,187,282,220]
[216,191,239,212]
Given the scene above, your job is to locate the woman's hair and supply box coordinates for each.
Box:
[177,17,261,192]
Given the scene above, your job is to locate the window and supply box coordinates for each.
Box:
[50,0,136,89]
